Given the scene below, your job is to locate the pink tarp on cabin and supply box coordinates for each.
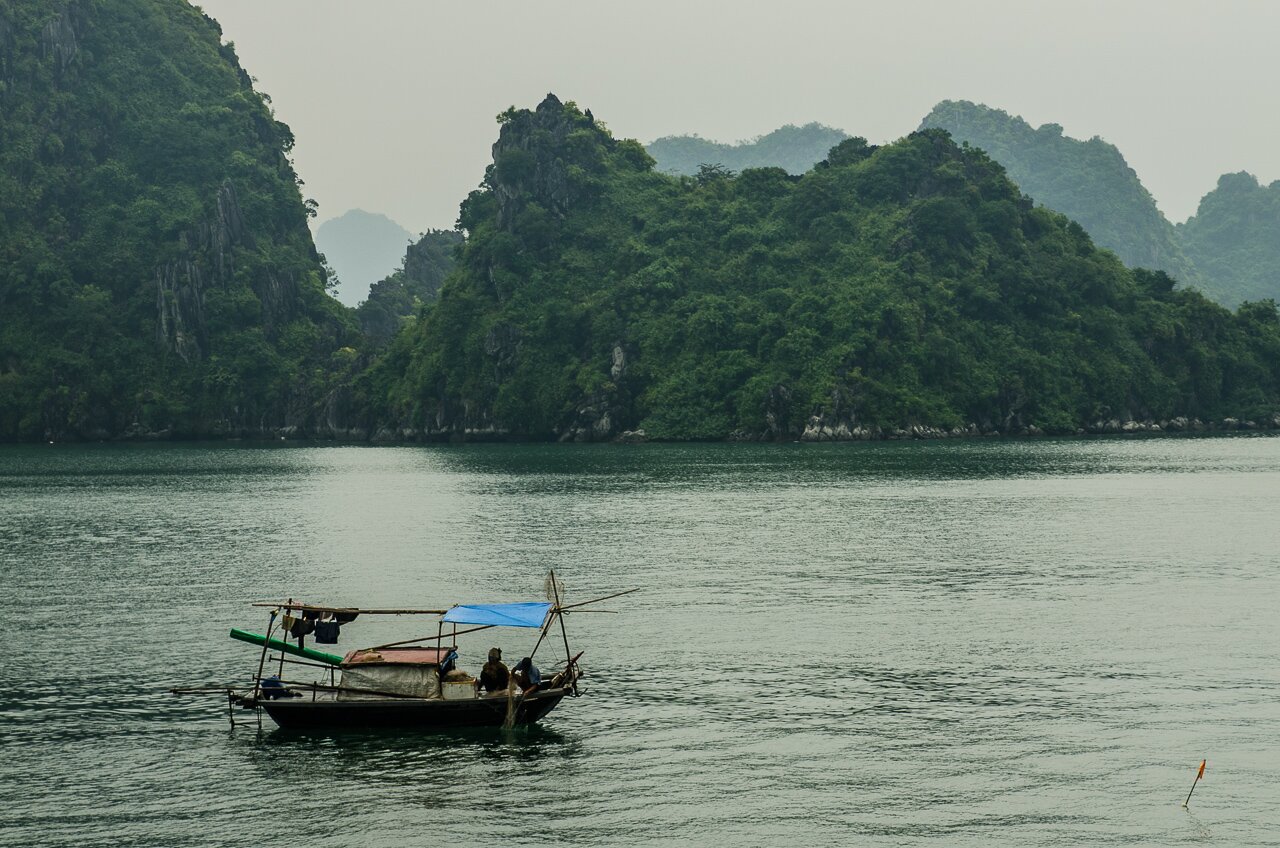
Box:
[342,647,452,666]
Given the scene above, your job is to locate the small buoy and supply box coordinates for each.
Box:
[1182,759,1207,808]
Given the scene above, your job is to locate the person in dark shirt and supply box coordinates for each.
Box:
[479,647,510,693]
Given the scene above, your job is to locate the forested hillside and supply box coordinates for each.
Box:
[919,101,1199,286]
[1178,172,1280,307]
[648,123,850,177]
[352,95,1280,442]
[0,0,352,441]
[356,229,463,346]
[5,3,1276,447]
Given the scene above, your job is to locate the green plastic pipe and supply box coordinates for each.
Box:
[229,628,344,665]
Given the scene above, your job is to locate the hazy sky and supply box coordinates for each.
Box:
[197,0,1279,234]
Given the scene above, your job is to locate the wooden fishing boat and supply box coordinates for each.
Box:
[179,573,635,733]
[240,685,571,731]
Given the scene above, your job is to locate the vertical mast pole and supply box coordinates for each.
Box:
[278,597,291,677]
[252,609,277,702]
[296,597,305,653]
[549,570,576,695]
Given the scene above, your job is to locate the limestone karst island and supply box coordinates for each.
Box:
[3,1,1278,846]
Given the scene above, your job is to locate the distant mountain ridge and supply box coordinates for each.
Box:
[315,209,412,307]
[919,100,1200,287]
[1178,172,1280,307]
[650,104,1280,309]
[647,123,850,176]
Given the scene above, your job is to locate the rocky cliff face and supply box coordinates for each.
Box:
[0,14,14,88]
[39,3,78,73]
[0,0,353,441]
[490,93,609,230]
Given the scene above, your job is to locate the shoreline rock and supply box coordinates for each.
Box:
[33,411,1280,445]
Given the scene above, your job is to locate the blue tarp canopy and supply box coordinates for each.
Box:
[442,602,552,629]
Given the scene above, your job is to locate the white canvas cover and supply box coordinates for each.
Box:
[338,664,441,699]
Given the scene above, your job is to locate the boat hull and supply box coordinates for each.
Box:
[245,687,569,731]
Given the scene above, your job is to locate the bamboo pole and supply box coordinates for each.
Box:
[249,588,636,617]
[528,611,555,661]
[278,597,292,677]
[549,571,576,696]
[555,587,639,611]
[250,602,448,615]
[507,575,560,726]
[171,685,243,695]
[369,623,493,651]
[252,609,278,702]
[271,655,336,671]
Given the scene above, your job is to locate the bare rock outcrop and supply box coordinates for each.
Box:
[155,181,300,361]
[489,93,608,231]
[40,3,79,74]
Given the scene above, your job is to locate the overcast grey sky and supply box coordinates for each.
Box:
[197,0,1279,234]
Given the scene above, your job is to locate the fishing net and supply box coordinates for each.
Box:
[543,572,567,605]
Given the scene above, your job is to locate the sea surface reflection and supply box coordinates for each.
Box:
[1,437,1278,845]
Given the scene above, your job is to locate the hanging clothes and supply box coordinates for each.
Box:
[313,618,340,644]
[288,617,315,639]
[333,611,359,624]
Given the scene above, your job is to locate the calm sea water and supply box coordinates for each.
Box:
[1,438,1278,846]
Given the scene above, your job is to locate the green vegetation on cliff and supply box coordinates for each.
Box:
[648,123,850,177]
[0,0,351,441]
[1178,172,1280,307]
[359,95,1280,441]
[356,229,463,347]
[919,101,1199,286]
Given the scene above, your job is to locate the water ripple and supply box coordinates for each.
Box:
[1,438,1279,845]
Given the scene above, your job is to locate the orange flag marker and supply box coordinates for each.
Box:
[1182,759,1206,808]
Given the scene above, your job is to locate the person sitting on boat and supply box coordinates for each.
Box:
[511,656,542,692]
[479,647,509,693]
